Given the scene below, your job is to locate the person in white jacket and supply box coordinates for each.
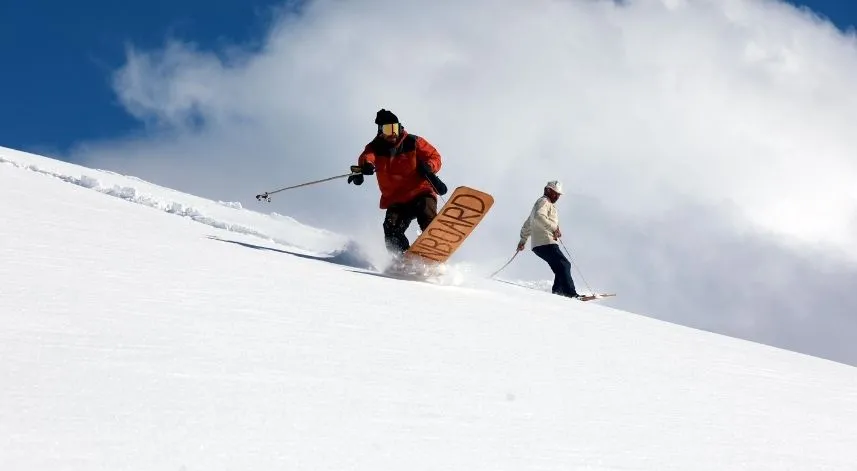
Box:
[517,180,579,299]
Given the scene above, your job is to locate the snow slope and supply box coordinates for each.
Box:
[2,145,857,470]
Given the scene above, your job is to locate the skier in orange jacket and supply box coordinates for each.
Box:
[348,109,446,255]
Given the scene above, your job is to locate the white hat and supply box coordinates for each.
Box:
[545,180,563,194]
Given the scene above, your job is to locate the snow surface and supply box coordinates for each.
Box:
[2,145,857,470]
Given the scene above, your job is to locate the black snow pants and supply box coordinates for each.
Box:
[383,192,438,254]
[532,243,579,298]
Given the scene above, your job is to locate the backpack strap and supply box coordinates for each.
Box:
[400,133,418,153]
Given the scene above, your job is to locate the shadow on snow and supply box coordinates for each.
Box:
[205,235,378,271]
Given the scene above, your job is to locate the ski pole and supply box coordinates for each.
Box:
[256,168,360,202]
[489,251,520,278]
[558,237,595,294]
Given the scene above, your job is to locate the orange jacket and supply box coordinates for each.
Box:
[358,131,443,209]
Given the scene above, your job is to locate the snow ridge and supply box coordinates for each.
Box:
[0,153,376,270]
[1,156,270,238]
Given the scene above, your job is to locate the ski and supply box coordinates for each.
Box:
[577,293,616,302]
[494,279,615,302]
[402,186,494,266]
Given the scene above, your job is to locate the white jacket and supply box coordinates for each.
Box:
[519,196,559,248]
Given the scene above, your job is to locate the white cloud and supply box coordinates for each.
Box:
[68,0,857,365]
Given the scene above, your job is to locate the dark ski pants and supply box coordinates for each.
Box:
[532,243,578,298]
[383,193,438,254]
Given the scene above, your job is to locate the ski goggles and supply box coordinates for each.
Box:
[378,123,401,136]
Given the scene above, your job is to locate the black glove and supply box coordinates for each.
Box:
[361,162,375,175]
[347,174,364,185]
[416,161,447,195]
[417,160,432,176]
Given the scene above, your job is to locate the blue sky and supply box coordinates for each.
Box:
[0,0,854,157]
[0,0,288,156]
